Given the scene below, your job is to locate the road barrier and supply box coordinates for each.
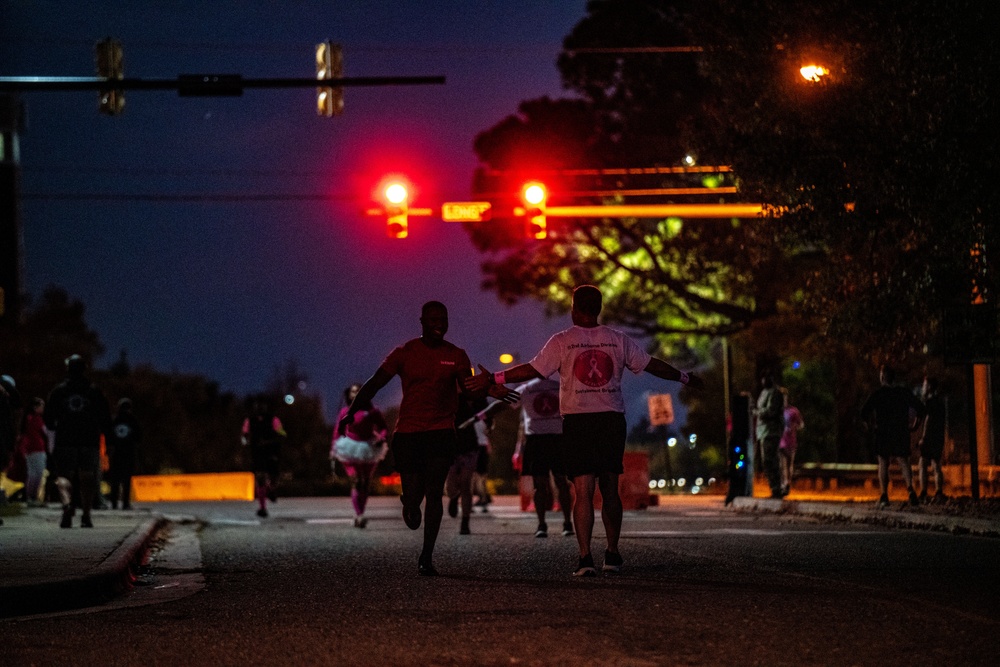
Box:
[131,472,254,501]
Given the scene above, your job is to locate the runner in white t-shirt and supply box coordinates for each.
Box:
[512,377,574,538]
[465,285,702,577]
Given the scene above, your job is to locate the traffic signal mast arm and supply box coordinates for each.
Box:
[0,74,446,93]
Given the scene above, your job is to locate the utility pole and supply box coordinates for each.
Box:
[0,95,25,325]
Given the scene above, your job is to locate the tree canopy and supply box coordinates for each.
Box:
[469,0,997,362]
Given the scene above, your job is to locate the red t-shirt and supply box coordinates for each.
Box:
[380,338,471,433]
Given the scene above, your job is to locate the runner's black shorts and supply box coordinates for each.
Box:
[391,429,457,476]
[561,412,626,479]
[52,446,100,479]
[874,432,911,459]
[521,433,566,477]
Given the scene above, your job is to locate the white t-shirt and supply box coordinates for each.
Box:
[513,378,562,435]
[529,325,651,415]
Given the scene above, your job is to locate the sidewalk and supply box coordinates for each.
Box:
[0,504,165,618]
[728,494,1000,537]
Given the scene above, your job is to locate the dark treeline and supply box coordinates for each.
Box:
[1,286,342,493]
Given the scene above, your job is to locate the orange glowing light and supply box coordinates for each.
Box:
[799,65,829,82]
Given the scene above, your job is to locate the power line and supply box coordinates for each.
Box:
[20,192,361,202]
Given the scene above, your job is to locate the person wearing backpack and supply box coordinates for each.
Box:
[44,355,112,528]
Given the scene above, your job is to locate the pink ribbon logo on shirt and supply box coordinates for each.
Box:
[573,349,613,388]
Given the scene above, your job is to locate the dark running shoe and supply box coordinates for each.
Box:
[907,487,919,507]
[267,489,278,503]
[256,508,268,518]
[573,554,597,577]
[81,514,94,529]
[401,497,422,530]
[876,494,890,509]
[603,550,623,573]
[448,496,459,518]
[418,557,438,577]
[60,506,74,529]
[535,523,548,538]
[562,521,574,537]
[460,516,471,535]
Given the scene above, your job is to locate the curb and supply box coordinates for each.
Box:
[0,516,168,618]
[728,497,1000,538]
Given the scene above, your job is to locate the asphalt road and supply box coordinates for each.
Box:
[3,495,998,666]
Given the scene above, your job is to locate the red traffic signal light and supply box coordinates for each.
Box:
[383,181,409,239]
[520,181,547,239]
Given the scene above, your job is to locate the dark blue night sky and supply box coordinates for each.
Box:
[2,1,685,428]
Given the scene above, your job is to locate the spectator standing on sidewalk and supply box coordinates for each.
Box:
[754,371,786,499]
[0,374,20,521]
[44,355,112,528]
[511,377,574,539]
[331,383,389,528]
[779,392,804,498]
[339,300,516,576]
[108,398,142,510]
[861,365,926,508]
[18,397,49,506]
[917,376,947,503]
[465,285,702,577]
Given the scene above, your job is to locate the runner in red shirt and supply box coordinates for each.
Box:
[340,301,517,576]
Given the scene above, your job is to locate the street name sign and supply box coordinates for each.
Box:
[442,201,492,222]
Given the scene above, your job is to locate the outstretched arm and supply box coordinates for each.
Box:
[464,363,543,394]
[644,357,704,389]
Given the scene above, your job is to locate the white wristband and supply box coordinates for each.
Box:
[493,371,506,385]
[679,371,690,385]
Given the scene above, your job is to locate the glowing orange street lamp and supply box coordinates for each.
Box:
[799,64,829,82]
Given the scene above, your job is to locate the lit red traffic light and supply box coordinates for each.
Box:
[520,181,547,239]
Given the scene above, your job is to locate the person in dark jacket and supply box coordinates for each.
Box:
[861,365,926,508]
[108,397,142,510]
[44,355,112,528]
[241,396,286,518]
[0,373,20,523]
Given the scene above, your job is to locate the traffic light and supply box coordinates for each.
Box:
[315,41,344,117]
[383,182,409,239]
[520,181,547,239]
[95,38,124,115]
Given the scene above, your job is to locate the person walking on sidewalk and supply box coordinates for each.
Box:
[331,383,389,528]
[242,396,286,519]
[18,397,50,506]
[511,377,574,539]
[754,371,786,499]
[465,285,702,577]
[917,376,947,503]
[861,365,926,508]
[339,300,517,576]
[779,392,804,498]
[44,355,112,529]
[108,398,142,510]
